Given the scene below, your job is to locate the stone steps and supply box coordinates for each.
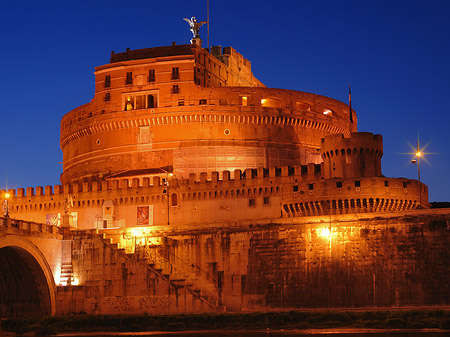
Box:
[101,236,225,312]
[59,262,74,286]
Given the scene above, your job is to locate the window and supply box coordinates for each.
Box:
[308,184,314,190]
[199,99,207,105]
[126,72,133,85]
[178,100,185,106]
[293,185,299,192]
[241,96,248,106]
[336,182,343,188]
[172,67,179,80]
[123,92,157,111]
[263,196,270,205]
[385,181,389,187]
[104,75,111,88]
[148,95,156,108]
[171,193,178,206]
[354,181,361,187]
[403,182,408,188]
[248,198,256,207]
[261,98,281,108]
[135,95,146,109]
[148,69,155,82]
[125,96,134,111]
[172,85,179,94]
[104,93,111,102]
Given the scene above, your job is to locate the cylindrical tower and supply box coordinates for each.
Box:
[321,132,383,179]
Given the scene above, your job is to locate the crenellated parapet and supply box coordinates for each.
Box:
[2,162,427,229]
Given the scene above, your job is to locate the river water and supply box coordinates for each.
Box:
[56,329,448,336]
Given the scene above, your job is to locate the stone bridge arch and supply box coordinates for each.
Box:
[0,235,56,318]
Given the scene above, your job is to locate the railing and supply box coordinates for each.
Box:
[0,216,63,235]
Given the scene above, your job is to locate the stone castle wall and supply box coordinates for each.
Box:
[2,165,426,230]
[98,210,450,311]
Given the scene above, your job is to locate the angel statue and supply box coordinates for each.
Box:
[183,16,207,39]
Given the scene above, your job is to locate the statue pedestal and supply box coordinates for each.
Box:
[190,37,202,47]
[62,213,71,228]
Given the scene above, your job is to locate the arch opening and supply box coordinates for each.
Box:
[0,246,52,318]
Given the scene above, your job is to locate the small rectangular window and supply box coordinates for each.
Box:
[104,75,111,88]
[385,181,389,187]
[172,67,179,80]
[199,99,207,105]
[336,181,343,188]
[248,198,256,207]
[403,182,408,188]
[172,85,179,94]
[104,93,111,102]
[148,69,155,82]
[308,183,314,190]
[126,72,133,85]
[354,181,361,187]
[263,196,270,205]
[241,96,248,106]
[293,185,299,192]
[178,100,185,106]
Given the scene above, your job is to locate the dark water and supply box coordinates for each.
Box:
[56,329,448,337]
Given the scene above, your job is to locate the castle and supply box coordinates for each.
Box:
[2,35,449,318]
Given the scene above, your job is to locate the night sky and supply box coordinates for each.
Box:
[1,0,449,202]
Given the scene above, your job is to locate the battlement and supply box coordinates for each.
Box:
[2,162,428,230]
[2,165,323,198]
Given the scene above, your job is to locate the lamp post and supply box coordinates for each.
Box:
[2,192,10,218]
[412,141,422,208]
[160,168,173,226]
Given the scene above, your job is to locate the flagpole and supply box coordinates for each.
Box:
[349,84,353,131]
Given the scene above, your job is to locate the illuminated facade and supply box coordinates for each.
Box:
[60,43,356,185]
[1,41,440,317]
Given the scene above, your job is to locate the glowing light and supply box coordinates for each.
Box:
[319,227,332,238]
[4,192,10,199]
[416,151,421,157]
[261,99,267,105]
[72,277,79,286]
[323,109,332,115]
[168,173,174,177]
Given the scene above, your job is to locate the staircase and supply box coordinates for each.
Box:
[59,262,74,286]
[101,235,226,312]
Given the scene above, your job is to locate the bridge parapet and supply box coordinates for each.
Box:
[0,216,64,237]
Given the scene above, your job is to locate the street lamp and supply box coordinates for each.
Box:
[159,168,173,226]
[412,141,422,208]
[2,192,10,218]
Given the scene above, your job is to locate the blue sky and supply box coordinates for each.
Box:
[1,0,449,201]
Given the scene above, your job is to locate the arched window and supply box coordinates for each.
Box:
[171,193,178,206]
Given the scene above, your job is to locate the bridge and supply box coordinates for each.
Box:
[0,216,225,318]
[0,217,68,317]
